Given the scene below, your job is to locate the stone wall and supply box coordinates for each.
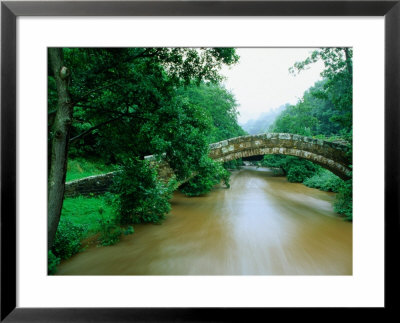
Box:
[144,156,175,183]
[64,161,175,198]
[64,172,118,198]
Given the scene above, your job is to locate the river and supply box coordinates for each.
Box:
[57,166,352,275]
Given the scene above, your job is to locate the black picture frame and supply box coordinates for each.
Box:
[1,0,399,321]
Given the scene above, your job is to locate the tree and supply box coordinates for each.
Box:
[172,82,245,196]
[48,48,73,249]
[289,48,353,134]
[176,82,246,143]
[48,47,239,249]
[271,80,342,137]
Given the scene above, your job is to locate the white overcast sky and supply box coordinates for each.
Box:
[220,48,325,124]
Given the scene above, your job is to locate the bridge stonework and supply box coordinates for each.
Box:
[64,133,351,197]
[208,133,352,180]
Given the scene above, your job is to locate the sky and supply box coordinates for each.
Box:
[220,48,325,124]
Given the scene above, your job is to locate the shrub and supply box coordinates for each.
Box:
[261,154,286,169]
[261,155,318,182]
[123,226,135,235]
[113,158,175,225]
[48,251,60,275]
[286,164,316,182]
[180,157,230,196]
[223,158,243,170]
[303,169,343,192]
[262,155,318,183]
[98,221,122,246]
[52,218,87,259]
[97,207,123,246]
[334,179,353,221]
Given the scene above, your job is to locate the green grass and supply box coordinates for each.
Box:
[60,194,116,236]
[66,158,118,182]
[50,194,123,274]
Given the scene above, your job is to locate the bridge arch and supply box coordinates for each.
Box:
[208,133,352,180]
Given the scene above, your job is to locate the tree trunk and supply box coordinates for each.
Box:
[48,48,73,250]
[343,48,353,75]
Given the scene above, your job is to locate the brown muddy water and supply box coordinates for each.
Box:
[57,166,352,275]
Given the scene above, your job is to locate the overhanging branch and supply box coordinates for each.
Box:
[69,115,123,143]
[69,112,153,143]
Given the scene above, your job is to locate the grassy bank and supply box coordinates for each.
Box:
[61,195,116,234]
[66,158,118,182]
[49,194,133,275]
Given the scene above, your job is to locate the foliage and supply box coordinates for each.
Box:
[261,155,318,183]
[285,163,318,183]
[334,180,353,221]
[48,47,243,252]
[303,169,343,192]
[176,82,246,143]
[149,100,213,181]
[180,157,230,196]
[273,48,352,138]
[51,218,87,260]
[48,251,60,275]
[113,158,176,225]
[48,48,241,183]
[260,154,286,169]
[48,48,239,165]
[289,48,352,134]
[223,158,244,170]
[271,81,342,137]
[96,207,122,246]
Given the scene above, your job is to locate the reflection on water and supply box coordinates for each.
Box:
[57,167,352,275]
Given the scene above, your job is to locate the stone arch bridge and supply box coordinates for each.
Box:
[65,133,351,197]
[208,133,351,180]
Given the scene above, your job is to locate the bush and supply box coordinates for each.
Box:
[262,155,318,183]
[261,154,286,169]
[223,158,243,170]
[334,179,352,221]
[97,207,123,246]
[52,218,87,259]
[123,226,135,235]
[286,164,316,182]
[48,251,60,275]
[98,221,122,246]
[180,157,230,196]
[303,169,343,192]
[113,158,176,225]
